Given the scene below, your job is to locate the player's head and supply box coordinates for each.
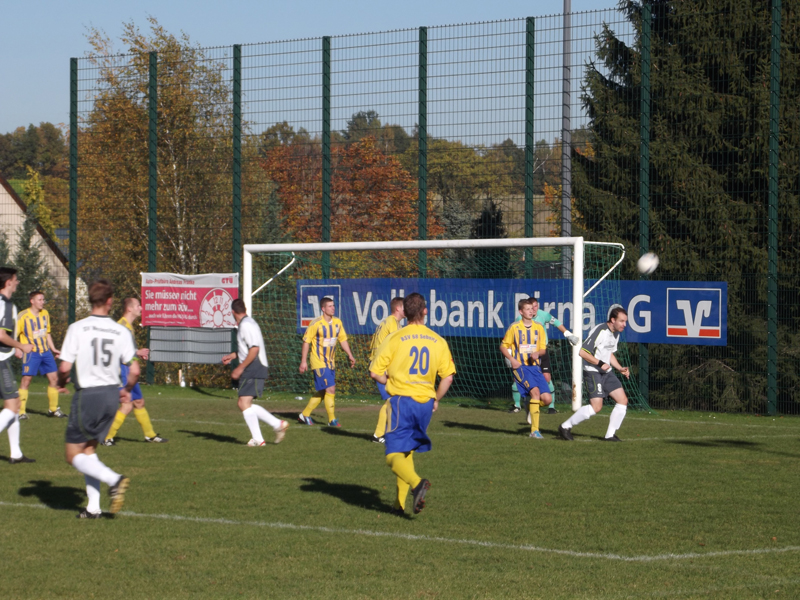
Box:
[518,297,535,320]
[608,306,628,332]
[403,293,426,323]
[122,297,142,318]
[88,279,114,308]
[0,267,18,294]
[320,296,335,316]
[29,290,45,310]
[231,298,247,315]
[390,297,405,318]
[530,297,539,310]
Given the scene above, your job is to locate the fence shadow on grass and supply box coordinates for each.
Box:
[177,429,241,445]
[321,428,375,442]
[299,477,398,515]
[18,479,84,511]
[440,420,523,436]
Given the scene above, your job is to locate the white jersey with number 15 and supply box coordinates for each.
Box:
[60,315,136,389]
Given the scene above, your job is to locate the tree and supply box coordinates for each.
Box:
[22,167,56,239]
[574,0,800,410]
[79,18,234,296]
[11,210,51,307]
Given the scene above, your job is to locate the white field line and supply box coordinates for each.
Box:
[1,500,798,563]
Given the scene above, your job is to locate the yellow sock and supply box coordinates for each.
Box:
[386,451,421,491]
[18,389,28,415]
[373,402,389,438]
[323,393,336,422]
[302,392,324,418]
[106,411,127,441]
[530,400,540,432]
[134,407,157,438]
[47,386,59,412]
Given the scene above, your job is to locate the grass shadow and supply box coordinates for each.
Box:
[321,428,374,442]
[18,480,84,511]
[189,385,237,398]
[177,430,241,445]
[666,439,762,448]
[299,477,394,514]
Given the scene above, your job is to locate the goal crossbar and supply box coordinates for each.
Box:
[243,237,591,409]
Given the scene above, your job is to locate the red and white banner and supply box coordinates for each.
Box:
[141,273,239,328]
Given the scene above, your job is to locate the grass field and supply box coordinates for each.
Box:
[1,384,799,599]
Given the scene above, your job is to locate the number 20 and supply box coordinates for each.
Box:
[409,346,430,375]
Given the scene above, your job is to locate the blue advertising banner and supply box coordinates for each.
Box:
[296,279,727,346]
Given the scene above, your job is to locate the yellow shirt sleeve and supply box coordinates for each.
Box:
[501,325,516,349]
[336,318,347,342]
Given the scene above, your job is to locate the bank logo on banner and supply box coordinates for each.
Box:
[666,288,722,339]
[299,285,341,328]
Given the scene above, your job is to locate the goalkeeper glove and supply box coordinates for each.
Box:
[563,330,580,346]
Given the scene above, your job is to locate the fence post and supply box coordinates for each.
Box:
[525,17,535,277]
[69,58,78,325]
[561,1,573,276]
[233,45,242,275]
[146,51,158,385]
[639,1,652,406]
[767,0,781,415]
[322,36,331,278]
[418,26,428,278]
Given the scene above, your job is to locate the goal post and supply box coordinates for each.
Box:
[243,237,640,412]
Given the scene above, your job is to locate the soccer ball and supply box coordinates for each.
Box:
[637,252,659,275]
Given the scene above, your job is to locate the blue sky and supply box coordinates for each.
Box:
[0,0,606,135]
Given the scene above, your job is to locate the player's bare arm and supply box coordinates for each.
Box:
[499,344,522,369]
[47,333,60,357]
[0,329,33,354]
[299,341,310,373]
[232,346,258,380]
[580,348,610,371]
[370,370,388,385]
[221,352,237,365]
[610,354,630,378]
[137,348,150,360]
[340,340,356,367]
[56,360,72,393]
[433,374,454,412]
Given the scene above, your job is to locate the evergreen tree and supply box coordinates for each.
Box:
[12,209,50,306]
[471,200,513,279]
[0,229,10,267]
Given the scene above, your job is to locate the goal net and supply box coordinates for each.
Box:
[243,238,650,411]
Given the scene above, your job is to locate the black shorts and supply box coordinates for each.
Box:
[65,385,119,444]
[539,351,552,374]
[0,359,19,401]
[585,370,623,399]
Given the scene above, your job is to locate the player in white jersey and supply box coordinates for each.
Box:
[558,306,631,442]
[0,267,36,464]
[222,299,288,445]
[57,280,137,518]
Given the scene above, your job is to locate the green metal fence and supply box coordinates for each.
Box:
[67,3,799,413]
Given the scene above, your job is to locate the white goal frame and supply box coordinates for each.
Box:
[243,237,624,411]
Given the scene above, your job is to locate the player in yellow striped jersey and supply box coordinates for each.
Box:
[16,290,65,419]
[499,297,553,439]
[298,297,356,427]
[370,293,455,515]
[102,297,167,445]
[368,297,405,444]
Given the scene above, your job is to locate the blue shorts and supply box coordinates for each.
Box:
[384,395,434,455]
[376,381,390,401]
[22,350,57,376]
[313,368,335,391]
[513,366,549,399]
[120,363,143,401]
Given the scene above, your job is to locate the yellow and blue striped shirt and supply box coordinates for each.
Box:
[501,320,546,367]
[16,308,51,353]
[303,316,348,371]
[369,315,400,362]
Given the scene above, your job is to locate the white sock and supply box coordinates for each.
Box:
[251,403,281,430]
[0,408,16,432]
[242,407,264,443]
[7,414,22,459]
[562,405,596,430]
[85,475,101,513]
[606,404,628,438]
[72,453,120,487]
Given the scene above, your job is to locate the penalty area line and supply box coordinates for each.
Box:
[1,500,798,563]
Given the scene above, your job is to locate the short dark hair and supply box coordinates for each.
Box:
[88,279,114,308]
[608,306,628,322]
[320,296,334,308]
[231,298,247,315]
[0,267,17,290]
[390,297,405,311]
[122,297,139,312]
[29,290,44,300]
[518,297,534,311]
[403,293,426,322]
